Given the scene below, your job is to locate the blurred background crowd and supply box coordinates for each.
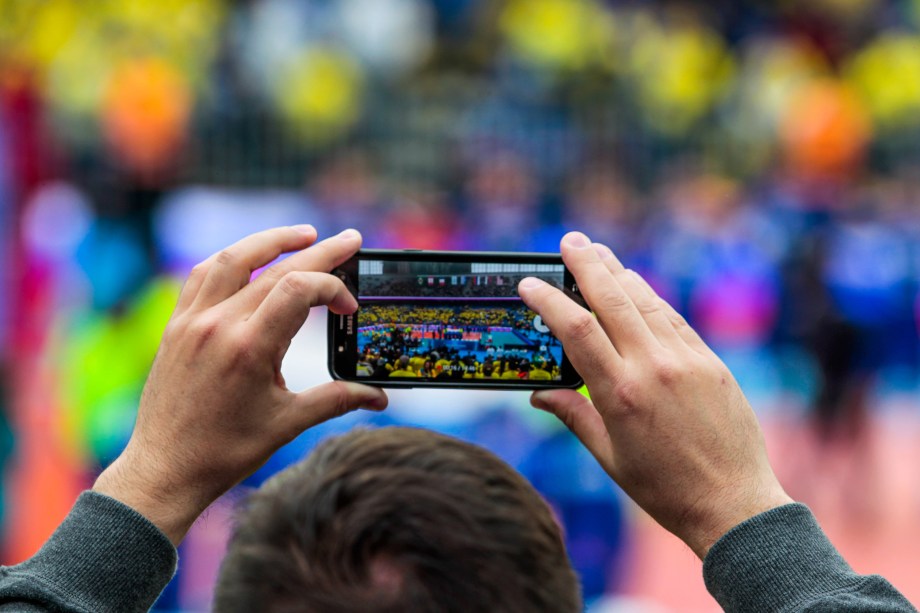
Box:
[1,0,920,610]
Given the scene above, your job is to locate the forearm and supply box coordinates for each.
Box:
[704,503,916,612]
[0,492,177,613]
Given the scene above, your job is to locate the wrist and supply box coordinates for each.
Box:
[685,485,794,559]
[93,453,205,546]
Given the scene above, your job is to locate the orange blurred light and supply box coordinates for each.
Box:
[780,79,872,180]
[102,57,191,177]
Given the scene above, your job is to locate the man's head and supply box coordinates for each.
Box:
[214,427,581,612]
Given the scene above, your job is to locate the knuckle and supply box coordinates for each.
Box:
[633,296,660,316]
[278,271,311,298]
[214,248,238,268]
[162,318,182,339]
[649,355,681,385]
[593,288,632,314]
[666,305,689,329]
[188,314,223,343]
[258,263,288,284]
[189,261,209,281]
[331,381,352,415]
[612,377,641,413]
[564,311,597,343]
[226,327,260,367]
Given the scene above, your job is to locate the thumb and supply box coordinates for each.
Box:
[280,381,389,440]
[532,388,615,474]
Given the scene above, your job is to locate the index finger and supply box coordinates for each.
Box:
[518,276,621,391]
[228,228,362,315]
[180,225,318,312]
[561,232,660,355]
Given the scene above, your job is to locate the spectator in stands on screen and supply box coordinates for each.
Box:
[389,355,418,377]
[479,357,496,378]
[419,358,436,377]
[408,352,426,374]
[529,358,552,381]
[432,351,452,372]
[356,359,375,377]
[500,358,521,379]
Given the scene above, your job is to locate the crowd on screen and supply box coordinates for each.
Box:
[358,303,539,329]
[356,303,560,381]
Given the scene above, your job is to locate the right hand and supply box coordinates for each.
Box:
[518,231,792,559]
[94,226,388,545]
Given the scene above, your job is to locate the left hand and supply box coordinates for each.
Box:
[518,232,791,559]
[94,226,388,544]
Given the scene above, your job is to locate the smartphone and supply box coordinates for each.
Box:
[328,249,586,389]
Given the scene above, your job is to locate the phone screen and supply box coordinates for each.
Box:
[329,251,583,388]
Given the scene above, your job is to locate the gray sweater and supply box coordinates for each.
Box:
[0,492,914,612]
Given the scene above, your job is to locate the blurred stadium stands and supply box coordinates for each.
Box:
[1,0,920,610]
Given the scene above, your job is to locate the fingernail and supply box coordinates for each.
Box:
[519,277,544,290]
[564,232,590,248]
[592,243,613,260]
[338,228,360,240]
[291,224,315,235]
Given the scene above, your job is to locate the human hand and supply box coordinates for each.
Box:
[94,226,388,545]
[517,231,792,559]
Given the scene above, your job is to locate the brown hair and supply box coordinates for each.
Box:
[214,427,581,612]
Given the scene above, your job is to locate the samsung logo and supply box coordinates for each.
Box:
[346,314,354,335]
